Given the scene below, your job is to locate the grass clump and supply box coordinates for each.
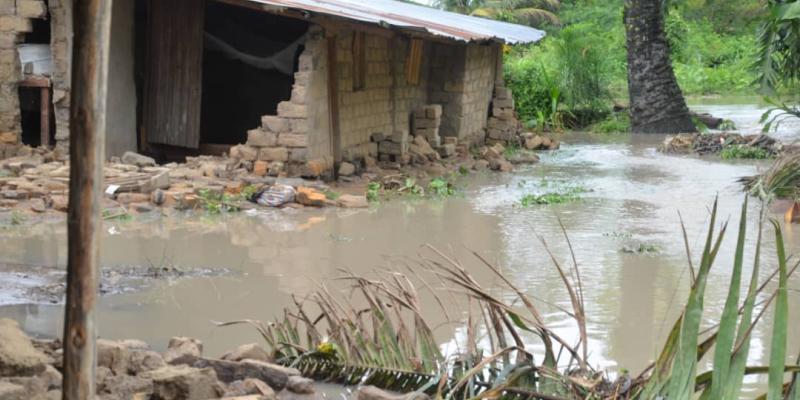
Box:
[197,184,259,214]
[427,178,456,197]
[720,145,771,160]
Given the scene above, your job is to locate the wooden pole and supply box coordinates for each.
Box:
[62,0,112,399]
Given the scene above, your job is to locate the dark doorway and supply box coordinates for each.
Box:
[200,2,308,146]
[18,0,53,147]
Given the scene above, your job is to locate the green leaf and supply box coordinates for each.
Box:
[767,220,789,400]
[708,198,748,399]
[779,2,800,20]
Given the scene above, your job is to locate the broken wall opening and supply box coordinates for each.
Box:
[200,2,308,147]
[18,0,53,148]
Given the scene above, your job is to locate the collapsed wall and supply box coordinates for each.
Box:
[0,0,49,157]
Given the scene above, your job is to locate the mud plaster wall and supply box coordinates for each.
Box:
[49,0,71,155]
[303,27,330,162]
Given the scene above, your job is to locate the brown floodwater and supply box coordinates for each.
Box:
[1,100,799,398]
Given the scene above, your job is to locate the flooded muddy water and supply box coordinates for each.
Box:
[1,100,799,396]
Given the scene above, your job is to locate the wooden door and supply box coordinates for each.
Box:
[143,0,205,148]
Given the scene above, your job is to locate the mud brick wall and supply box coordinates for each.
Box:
[428,42,499,144]
[335,31,430,162]
[0,0,47,157]
[49,0,71,155]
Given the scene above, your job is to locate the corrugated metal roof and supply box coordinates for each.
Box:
[244,0,546,44]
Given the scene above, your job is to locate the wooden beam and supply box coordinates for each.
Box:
[40,87,50,147]
[62,0,113,399]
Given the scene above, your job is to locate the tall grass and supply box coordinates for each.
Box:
[221,198,800,399]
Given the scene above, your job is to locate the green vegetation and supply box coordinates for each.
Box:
[102,208,133,221]
[323,190,341,201]
[519,185,585,205]
[366,182,382,203]
[427,178,457,197]
[720,144,771,160]
[197,185,259,214]
[497,0,778,131]
[590,112,630,134]
[221,199,800,399]
[9,210,25,225]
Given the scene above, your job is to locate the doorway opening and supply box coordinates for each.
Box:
[200,2,309,147]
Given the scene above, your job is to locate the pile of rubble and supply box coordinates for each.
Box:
[661,133,780,155]
[0,318,420,400]
[0,148,369,217]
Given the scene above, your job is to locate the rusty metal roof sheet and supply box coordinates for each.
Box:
[245,0,545,44]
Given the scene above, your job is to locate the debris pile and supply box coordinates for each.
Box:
[0,317,348,400]
[661,133,780,156]
[486,84,561,152]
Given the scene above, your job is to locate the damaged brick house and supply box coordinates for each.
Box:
[0,0,543,176]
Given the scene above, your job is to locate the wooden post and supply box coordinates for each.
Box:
[62,1,113,399]
[40,87,50,147]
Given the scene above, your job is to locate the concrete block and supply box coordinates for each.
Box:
[413,118,437,129]
[277,102,307,119]
[290,86,307,105]
[389,130,408,145]
[289,118,307,133]
[261,116,289,133]
[494,86,512,99]
[258,147,289,162]
[378,140,407,156]
[289,148,308,162]
[425,104,443,119]
[0,16,31,32]
[17,1,47,18]
[278,133,308,148]
[493,97,514,109]
[247,130,277,147]
[492,107,514,120]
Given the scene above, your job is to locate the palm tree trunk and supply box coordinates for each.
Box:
[624,0,696,134]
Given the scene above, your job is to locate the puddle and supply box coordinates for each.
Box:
[1,100,799,396]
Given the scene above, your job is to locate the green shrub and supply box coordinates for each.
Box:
[590,112,630,134]
[720,145,771,160]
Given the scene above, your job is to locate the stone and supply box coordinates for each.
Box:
[354,385,430,400]
[141,365,224,400]
[40,365,61,390]
[489,158,513,172]
[132,202,154,213]
[163,337,203,366]
[222,343,270,363]
[277,133,308,148]
[258,147,289,162]
[338,162,356,176]
[231,144,259,161]
[97,373,152,399]
[97,339,131,374]
[289,119,307,134]
[0,381,25,400]
[268,162,285,177]
[474,159,490,170]
[192,358,299,390]
[506,151,540,165]
[262,116,289,133]
[288,148,308,163]
[548,139,560,150]
[117,192,150,205]
[121,151,156,167]
[443,137,458,145]
[277,102,306,119]
[49,195,68,212]
[225,378,275,399]
[438,144,456,158]
[128,349,167,375]
[17,1,47,18]
[0,318,50,377]
[0,131,16,144]
[296,187,326,207]
[247,131,278,148]
[494,86,512,99]
[253,161,269,177]
[525,135,544,150]
[336,194,368,208]
[302,159,330,178]
[286,376,314,394]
